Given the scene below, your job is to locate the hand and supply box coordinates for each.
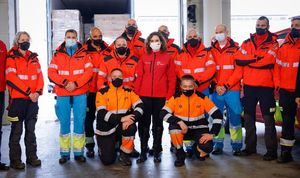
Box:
[296,98,300,107]
[177,121,188,134]
[199,133,213,144]
[122,119,134,130]
[29,93,39,102]
[65,82,76,92]
[121,114,135,123]
[216,86,226,95]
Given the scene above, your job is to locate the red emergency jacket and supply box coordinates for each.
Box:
[6,47,44,99]
[134,51,176,99]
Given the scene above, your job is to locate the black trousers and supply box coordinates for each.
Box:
[96,124,137,165]
[138,97,166,154]
[279,89,297,152]
[0,92,5,161]
[8,99,39,163]
[243,85,277,153]
[85,92,97,150]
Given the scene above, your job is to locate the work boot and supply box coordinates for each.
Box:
[119,151,132,166]
[136,151,147,164]
[86,149,95,158]
[240,149,257,156]
[212,148,223,155]
[26,157,41,167]
[75,155,86,163]
[0,162,9,171]
[10,160,25,170]
[277,151,293,163]
[174,148,186,167]
[263,152,277,161]
[59,156,70,164]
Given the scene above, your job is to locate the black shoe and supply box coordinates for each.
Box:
[263,152,277,161]
[130,149,140,158]
[277,151,293,163]
[212,148,223,155]
[0,162,9,171]
[240,149,256,156]
[174,159,185,167]
[86,149,95,158]
[175,148,186,167]
[136,152,147,164]
[26,158,41,167]
[153,153,161,163]
[119,151,132,166]
[59,156,70,164]
[75,156,86,163]
[10,161,25,170]
[148,148,154,156]
[233,150,242,156]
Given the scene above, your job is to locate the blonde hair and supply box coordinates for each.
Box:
[13,31,30,47]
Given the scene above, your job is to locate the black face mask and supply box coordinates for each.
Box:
[112,78,123,88]
[160,31,169,40]
[19,42,30,51]
[188,38,199,47]
[256,28,267,35]
[93,39,104,46]
[182,89,194,97]
[290,28,300,38]
[116,47,127,55]
[126,26,137,36]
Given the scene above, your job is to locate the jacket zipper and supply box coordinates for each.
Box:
[116,88,118,114]
[151,53,156,97]
[188,97,190,122]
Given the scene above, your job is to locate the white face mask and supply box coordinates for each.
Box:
[150,42,161,51]
[215,33,226,42]
[65,38,77,47]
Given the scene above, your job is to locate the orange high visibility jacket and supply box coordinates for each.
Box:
[48,42,93,96]
[84,39,109,92]
[106,30,145,58]
[166,38,181,61]
[0,40,7,92]
[160,91,223,135]
[235,32,279,88]
[274,33,300,91]
[6,47,44,99]
[97,50,139,89]
[95,84,144,136]
[174,41,216,92]
[211,38,243,91]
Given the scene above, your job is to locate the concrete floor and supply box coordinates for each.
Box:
[0,119,300,178]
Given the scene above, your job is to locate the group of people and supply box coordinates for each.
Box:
[0,15,299,170]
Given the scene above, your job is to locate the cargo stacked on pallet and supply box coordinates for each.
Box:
[94,14,130,45]
[51,10,83,53]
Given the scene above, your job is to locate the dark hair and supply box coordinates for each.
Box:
[257,16,270,27]
[65,29,78,37]
[145,32,167,54]
[180,75,195,83]
[111,68,123,74]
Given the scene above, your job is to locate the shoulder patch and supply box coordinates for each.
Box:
[195,91,206,99]
[171,44,181,52]
[29,52,38,60]
[99,86,110,94]
[130,55,139,62]
[104,55,113,62]
[138,37,145,43]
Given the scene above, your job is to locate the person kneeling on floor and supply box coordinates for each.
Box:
[95,68,144,166]
[160,75,223,167]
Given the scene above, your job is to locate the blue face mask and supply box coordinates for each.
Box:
[65,38,77,47]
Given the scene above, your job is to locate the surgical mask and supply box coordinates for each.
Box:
[112,78,123,88]
[116,47,127,55]
[19,42,30,51]
[182,89,194,97]
[188,38,199,47]
[215,33,226,42]
[256,28,267,35]
[93,39,104,46]
[290,28,300,38]
[65,38,77,47]
[126,26,137,36]
[150,42,161,51]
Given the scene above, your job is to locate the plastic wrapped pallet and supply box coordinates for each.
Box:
[52,10,83,52]
[94,14,130,44]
